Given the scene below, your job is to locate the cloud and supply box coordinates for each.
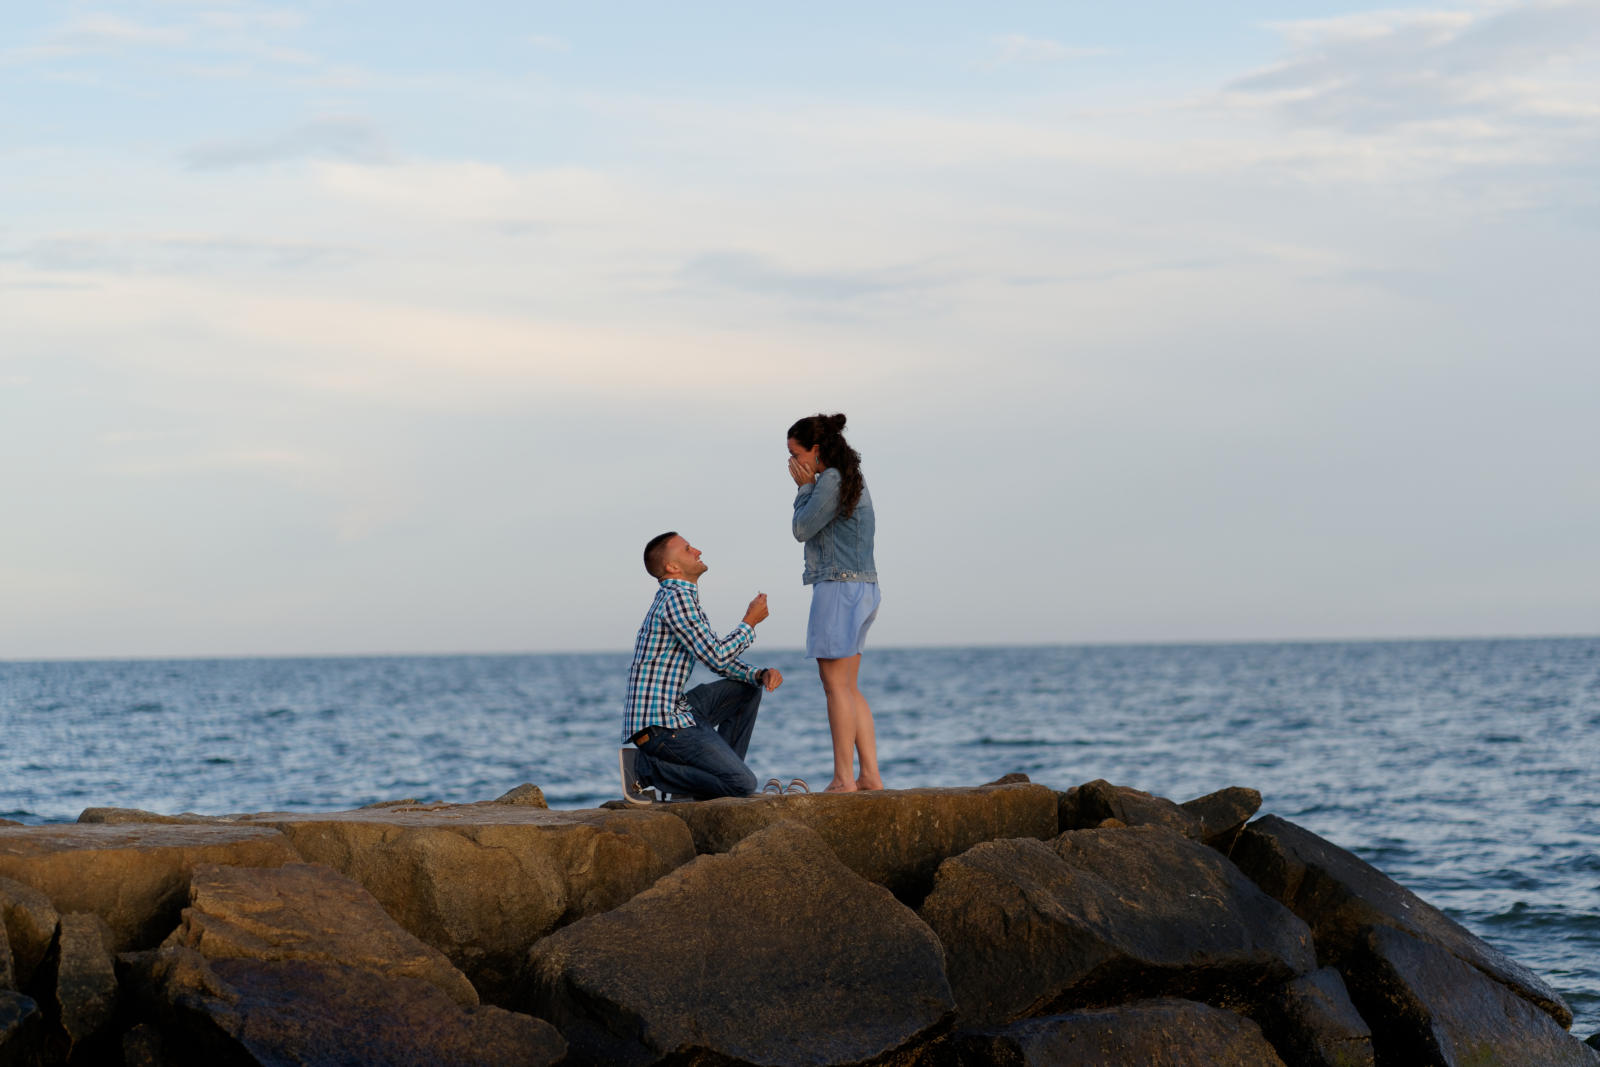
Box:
[314,160,632,225]
[681,250,934,303]
[184,117,392,169]
[1228,1,1600,134]
[983,33,1106,67]
[1,273,909,408]
[46,14,187,51]
[2,13,186,62]
[527,34,571,53]
[194,9,308,33]
[5,6,322,75]
[6,233,360,274]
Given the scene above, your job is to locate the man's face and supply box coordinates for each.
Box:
[664,535,708,581]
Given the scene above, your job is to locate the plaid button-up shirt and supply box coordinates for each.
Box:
[622,578,762,742]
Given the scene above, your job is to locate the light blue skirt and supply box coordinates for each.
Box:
[806,581,881,659]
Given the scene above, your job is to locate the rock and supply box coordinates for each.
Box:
[1232,814,1574,1028]
[1345,925,1600,1066]
[493,784,549,808]
[1056,786,1081,833]
[1590,1032,1600,1051]
[0,824,298,953]
[657,782,1058,904]
[47,912,119,1061]
[0,822,19,829]
[1261,966,1374,1067]
[1181,786,1262,854]
[918,826,1316,1026]
[77,808,225,825]
[120,1023,168,1067]
[0,929,11,995]
[982,772,1031,786]
[0,992,44,1067]
[947,997,1288,1066]
[239,803,695,1004]
[525,820,955,1067]
[1064,779,1205,838]
[125,947,564,1066]
[0,877,59,991]
[163,862,479,1007]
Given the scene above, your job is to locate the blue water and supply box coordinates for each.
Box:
[3,638,1597,1035]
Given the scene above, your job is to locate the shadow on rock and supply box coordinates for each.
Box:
[526,820,955,1067]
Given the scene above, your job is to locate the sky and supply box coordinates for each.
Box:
[3,1,1598,660]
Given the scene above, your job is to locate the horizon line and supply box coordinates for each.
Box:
[5,630,1598,666]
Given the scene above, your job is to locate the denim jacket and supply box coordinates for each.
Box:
[792,468,877,585]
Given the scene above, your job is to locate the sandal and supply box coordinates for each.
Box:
[785,778,811,795]
[761,778,784,795]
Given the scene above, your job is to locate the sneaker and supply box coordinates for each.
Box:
[619,747,656,806]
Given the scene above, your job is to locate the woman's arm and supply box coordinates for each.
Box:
[792,468,841,541]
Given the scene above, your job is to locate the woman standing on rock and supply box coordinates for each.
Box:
[787,413,882,793]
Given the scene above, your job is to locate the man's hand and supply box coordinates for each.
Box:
[742,593,769,627]
[758,668,784,692]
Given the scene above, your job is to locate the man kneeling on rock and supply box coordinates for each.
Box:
[621,531,783,801]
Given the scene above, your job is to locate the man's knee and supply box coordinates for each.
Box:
[722,765,757,797]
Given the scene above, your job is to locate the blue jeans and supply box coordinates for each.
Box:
[633,679,761,799]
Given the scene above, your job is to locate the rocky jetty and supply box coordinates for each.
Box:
[1,777,1594,1066]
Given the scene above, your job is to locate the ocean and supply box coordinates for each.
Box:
[3,637,1597,1035]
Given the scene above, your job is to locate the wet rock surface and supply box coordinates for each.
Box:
[164,862,479,1007]
[0,779,1587,1066]
[525,820,955,1067]
[493,783,550,808]
[1343,925,1599,1067]
[77,809,226,826]
[656,782,1057,903]
[1232,814,1574,1028]
[1261,966,1375,1067]
[238,803,695,1004]
[47,912,120,1062]
[920,826,1316,1026]
[1181,786,1263,854]
[0,877,60,992]
[945,997,1290,1066]
[0,824,298,952]
[0,991,44,1067]
[125,947,565,1066]
[1060,779,1206,839]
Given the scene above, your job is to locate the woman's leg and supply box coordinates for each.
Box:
[840,654,882,790]
[818,654,882,791]
[817,656,856,791]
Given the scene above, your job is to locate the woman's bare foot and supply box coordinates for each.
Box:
[824,777,858,793]
[856,775,883,791]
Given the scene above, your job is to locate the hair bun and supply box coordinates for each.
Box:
[826,413,848,433]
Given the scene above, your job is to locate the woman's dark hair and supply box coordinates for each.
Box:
[788,413,864,519]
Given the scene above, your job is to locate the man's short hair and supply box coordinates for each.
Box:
[643,531,678,579]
